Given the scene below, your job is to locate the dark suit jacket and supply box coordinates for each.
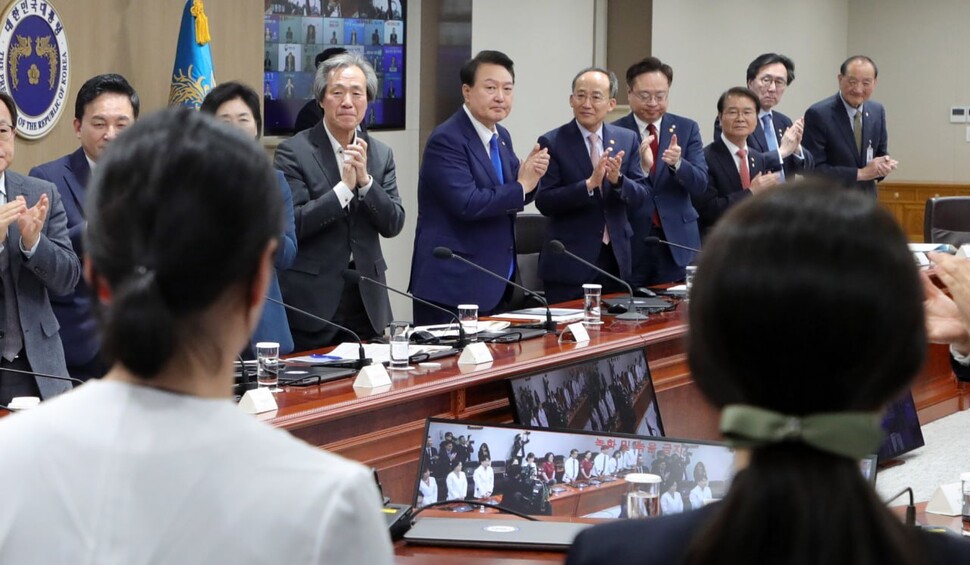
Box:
[952,356,970,382]
[409,110,529,312]
[250,171,298,355]
[27,148,97,368]
[802,93,888,195]
[274,123,404,336]
[2,171,81,398]
[613,112,707,272]
[714,110,814,179]
[694,138,768,235]
[535,120,647,286]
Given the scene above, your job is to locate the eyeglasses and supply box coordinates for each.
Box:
[757,75,788,89]
[0,124,14,141]
[629,90,668,103]
[572,92,609,105]
[722,108,756,119]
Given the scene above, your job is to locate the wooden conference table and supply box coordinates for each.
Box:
[260,295,969,507]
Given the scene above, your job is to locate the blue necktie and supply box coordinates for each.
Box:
[761,113,785,181]
[490,133,514,279]
[489,134,505,184]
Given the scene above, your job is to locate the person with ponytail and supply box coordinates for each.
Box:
[0,108,393,564]
[567,180,970,564]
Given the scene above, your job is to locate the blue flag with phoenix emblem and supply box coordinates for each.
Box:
[169,0,215,109]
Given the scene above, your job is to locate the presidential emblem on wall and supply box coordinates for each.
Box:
[0,0,69,140]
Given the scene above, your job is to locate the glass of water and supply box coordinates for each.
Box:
[255,341,281,392]
[582,283,602,326]
[388,321,412,371]
[458,304,479,342]
[625,473,661,518]
[684,266,698,302]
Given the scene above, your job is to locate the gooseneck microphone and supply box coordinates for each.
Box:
[432,247,557,334]
[342,270,468,347]
[0,365,84,385]
[546,240,647,321]
[644,236,701,254]
[264,296,370,370]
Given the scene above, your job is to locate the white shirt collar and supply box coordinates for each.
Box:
[84,152,97,172]
[322,120,357,157]
[839,92,863,115]
[576,120,604,147]
[462,104,499,150]
[633,114,663,137]
[720,133,748,158]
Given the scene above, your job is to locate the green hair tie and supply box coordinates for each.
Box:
[720,405,884,460]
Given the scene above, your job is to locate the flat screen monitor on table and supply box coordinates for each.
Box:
[506,346,664,436]
[414,418,735,519]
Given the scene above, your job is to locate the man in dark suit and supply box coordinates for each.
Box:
[408,50,549,324]
[714,53,812,181]
[0,93,81,405]
[275,53,405,349]
[802,55,897,196]
[536,67,648,304]
[29,74,138,382]
[612,57,707,286]
[694,87,778,235]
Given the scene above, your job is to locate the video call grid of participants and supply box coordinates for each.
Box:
[263,1,402,102]
[417,421,735,519]
[511,349,663,437]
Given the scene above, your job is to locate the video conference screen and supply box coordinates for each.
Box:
[263,0,406,135]
[878,391,925,462]
[415,419,735,519]
[507,347,664,437]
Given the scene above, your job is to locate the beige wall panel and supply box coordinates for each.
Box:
[14,0,262,171]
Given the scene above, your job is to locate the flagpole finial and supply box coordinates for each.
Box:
[191,0,211,46]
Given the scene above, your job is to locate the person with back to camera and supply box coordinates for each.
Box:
[0,108,393,563]
[567,180,970,564]
[200,81,298,355]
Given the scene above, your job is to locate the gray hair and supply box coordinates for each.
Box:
[571,66,618,98]
[312,52,378,102]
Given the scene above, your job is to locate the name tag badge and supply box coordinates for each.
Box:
[866,142,874,164]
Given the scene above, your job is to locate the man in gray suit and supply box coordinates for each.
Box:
[0,93,81,405]
[275,53,405,349]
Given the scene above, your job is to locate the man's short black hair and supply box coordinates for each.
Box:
[840,55,878,78]
[460,50,515,87]
[717,86,762,114]
[75,73,139,121]
[746,53,795,85]
[625,56,673,88]
[0,92,17,126]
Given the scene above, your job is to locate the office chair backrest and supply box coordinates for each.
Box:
[924,196,970,246]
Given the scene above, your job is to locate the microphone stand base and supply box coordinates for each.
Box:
[615,311,649,321]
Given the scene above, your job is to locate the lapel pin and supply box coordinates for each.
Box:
[865,112,869,118]
[609,139,616,146]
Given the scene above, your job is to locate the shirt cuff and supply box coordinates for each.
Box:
[358,175,374,198]
[333,182,355,209]
[951,345,970,366]
[20,236,39,257]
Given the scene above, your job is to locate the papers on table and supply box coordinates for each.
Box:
[287,343,455,365]
[414,320,510,338]
[496,307,584,323]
